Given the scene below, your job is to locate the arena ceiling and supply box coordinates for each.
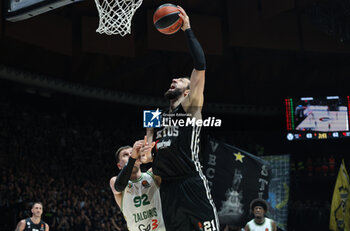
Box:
[1,0,350,109]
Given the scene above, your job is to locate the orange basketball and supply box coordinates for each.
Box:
[153,4,183,35]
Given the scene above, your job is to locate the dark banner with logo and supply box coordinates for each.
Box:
[202,137,272,227]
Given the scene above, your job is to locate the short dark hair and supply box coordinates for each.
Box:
[183,77,190,89]
[31,202,43,209]
[250,198,268,212]
[115,146,132,163]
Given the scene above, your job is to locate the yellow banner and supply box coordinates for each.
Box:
[329,159,350,231]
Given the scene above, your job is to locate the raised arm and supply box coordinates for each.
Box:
[114,141,142,191]
[110,140,143,206]
[141,135,155,164]
[146,128,154,145]
[178,6,206,115]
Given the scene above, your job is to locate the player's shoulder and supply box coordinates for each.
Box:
[110,176,117,184]
[109,176,119,192]
[146,168,154,174]
[144,170,155,180]
[17,219,27,229]
[245,219,254,231]
[19,219,27,224]
[246,219,254,225]
[145,169,162,187]
[42,219,48,224]
[266,217,274,223]
[265,217,275,227]
[269,218,277,231]
[41,219,49,225]
[143,170,159,184]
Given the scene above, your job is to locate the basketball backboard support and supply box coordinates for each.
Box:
[5,0,84,22]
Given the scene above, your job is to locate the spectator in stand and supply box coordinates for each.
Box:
[314,157,322,176]
[329,155,336,176]
[306,157,313,176]
[322,157,328,176]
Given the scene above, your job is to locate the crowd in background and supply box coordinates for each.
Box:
[0,92,142,231]
[291,155,337,177]
[0,87,347,231]
[1,164,128,231]
[288,199,331,231]
[287,155,338,230]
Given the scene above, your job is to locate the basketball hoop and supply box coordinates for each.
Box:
[94,0,143,36]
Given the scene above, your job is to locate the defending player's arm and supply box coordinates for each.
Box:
[109,140,143,206]
[14,220,25,231]
[244,224,250,231]
[140,135,155,164]
[114,143,139,192]
[109,177,122,206]
[178,6,206,118]
[146,128,153,144]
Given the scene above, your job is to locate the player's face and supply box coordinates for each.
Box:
[253,206,265,219]
[31,203,43,217]
[164,78,190,100]
[118,148,133,169]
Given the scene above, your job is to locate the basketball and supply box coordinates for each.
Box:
[153,4,183,35]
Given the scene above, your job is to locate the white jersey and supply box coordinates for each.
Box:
[246,217,273,231]
[121,171,165,231]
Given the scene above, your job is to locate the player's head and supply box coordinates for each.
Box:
[115,145,133,169]
[250,198,268,219]
[164,77,190,100]
[31,202,43,218]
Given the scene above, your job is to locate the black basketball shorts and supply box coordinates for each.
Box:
[160,174,219,231]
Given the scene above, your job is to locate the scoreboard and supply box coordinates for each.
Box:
[285,95,350,141]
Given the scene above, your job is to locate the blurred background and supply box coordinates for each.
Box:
[1,0,350,230]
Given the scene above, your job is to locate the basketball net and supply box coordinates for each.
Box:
[94,0,143,36]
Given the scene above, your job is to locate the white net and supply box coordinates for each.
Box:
[94,0,143,36]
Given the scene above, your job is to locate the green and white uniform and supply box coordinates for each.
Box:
[246,217,273,231]
[121,171,165,231]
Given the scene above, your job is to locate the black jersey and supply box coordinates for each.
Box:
[152,104,202,178]
[24,218,46,231]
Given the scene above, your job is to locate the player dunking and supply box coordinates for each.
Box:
[143,6,219,231]
[110,138,165,231]
[15,202,49,231]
